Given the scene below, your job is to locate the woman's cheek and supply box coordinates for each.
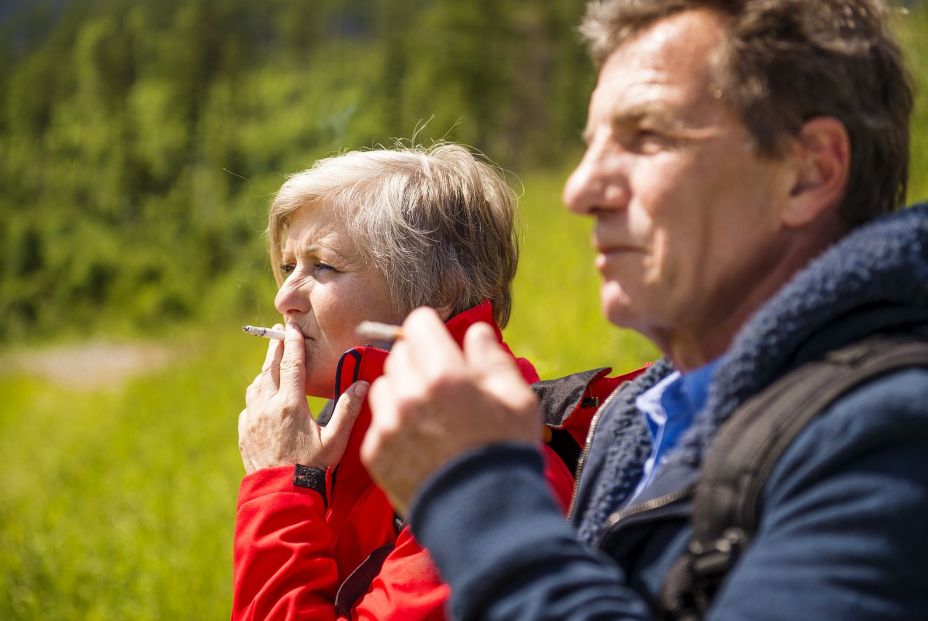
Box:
[303,341,314,368]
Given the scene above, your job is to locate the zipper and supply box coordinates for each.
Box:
[566,384,623,520]
[597,483,695,547]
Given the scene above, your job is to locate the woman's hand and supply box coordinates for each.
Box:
[238,321,367,474]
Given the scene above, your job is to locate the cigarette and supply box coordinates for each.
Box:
[356,320,404,342]
[242,325,286,340]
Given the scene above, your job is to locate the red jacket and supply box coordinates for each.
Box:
[232,302,640,619]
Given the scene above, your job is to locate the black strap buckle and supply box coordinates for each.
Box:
[683,527,747,614]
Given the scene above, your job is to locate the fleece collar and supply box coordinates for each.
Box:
[578,203,928,545]
[673,202,928,468]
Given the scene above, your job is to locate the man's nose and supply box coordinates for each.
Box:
[563,140,627,216]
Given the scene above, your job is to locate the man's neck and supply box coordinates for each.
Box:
[657,228,843,372]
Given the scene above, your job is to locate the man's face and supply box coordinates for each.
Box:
[563,10,796,361]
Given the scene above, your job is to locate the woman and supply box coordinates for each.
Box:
[232,144,622,620]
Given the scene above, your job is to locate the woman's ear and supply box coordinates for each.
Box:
[434,304,454,322]
[782,116,851,228]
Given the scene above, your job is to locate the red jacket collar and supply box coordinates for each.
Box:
[332,301,537,398]
[329,301,536,487]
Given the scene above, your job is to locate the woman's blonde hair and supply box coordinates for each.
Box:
[268,143,520,327]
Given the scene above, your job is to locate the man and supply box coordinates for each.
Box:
[362,1,928,619]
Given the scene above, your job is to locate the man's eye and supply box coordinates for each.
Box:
[628,130,671,153]
[280,263,296,276]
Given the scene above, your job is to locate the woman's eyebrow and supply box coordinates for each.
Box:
[296,240,353,264]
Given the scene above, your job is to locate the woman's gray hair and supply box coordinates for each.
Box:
[268,143,520,327]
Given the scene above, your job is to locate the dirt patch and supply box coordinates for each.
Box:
[0,342,173,391]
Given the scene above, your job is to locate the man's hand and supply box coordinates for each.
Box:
[361,307,541,515]
[238,321,367,474]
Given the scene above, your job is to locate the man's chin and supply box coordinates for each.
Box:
[600,288,636,328]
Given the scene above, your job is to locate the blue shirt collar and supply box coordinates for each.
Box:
[630,358,720,501]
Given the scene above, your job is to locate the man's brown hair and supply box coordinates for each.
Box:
[581,0,914,227]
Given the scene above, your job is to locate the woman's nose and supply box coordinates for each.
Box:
[274,276,310,317]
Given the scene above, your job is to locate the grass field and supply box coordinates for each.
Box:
[0,169,656,619]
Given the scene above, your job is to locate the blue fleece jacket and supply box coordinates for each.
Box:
[409,204,928,621]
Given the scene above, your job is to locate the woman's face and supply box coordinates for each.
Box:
[274,203,402,398]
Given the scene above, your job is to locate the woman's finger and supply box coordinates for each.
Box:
[238,407,254,473]
[320,381,369,465]
[278,321,307,409]
[259,323,284,394]
[246,373,262,406]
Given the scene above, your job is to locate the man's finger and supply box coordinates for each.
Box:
[362,377,399,471]
[402,307,464,372]
[464,322,536,407]
[278,321,307,405]
[382,339,422,397]
[320,381,369,465]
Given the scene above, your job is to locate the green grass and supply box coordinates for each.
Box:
[896,6,928,205]
[507,169,659,377]
[0,169,655,619]
[0,330,255,619]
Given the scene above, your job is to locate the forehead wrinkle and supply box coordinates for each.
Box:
[588,18,732,142]
[281,211,346,259]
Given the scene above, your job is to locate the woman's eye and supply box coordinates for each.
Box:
[280,263,296,276]
[314,263,336,274]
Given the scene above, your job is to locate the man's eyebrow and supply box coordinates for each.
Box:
[614,102,682,129]
[583,101,683,143]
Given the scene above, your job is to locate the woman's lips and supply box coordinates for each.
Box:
[285,322,314,340]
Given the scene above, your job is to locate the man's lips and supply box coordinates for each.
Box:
[594,245,642,269]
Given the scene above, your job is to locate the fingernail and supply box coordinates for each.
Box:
[474,322,494,340]
[353,381,369,398]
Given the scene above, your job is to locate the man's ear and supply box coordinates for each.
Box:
[783,116,850,228]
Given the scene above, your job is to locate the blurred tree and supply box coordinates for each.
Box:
[0,0,607,344]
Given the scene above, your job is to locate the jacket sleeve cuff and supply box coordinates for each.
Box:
[237,465,327,510]
[407,444,577,605]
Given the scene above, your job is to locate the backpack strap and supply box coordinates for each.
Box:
[660,335,928,621]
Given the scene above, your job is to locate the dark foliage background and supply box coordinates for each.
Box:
[0,0,595,344]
